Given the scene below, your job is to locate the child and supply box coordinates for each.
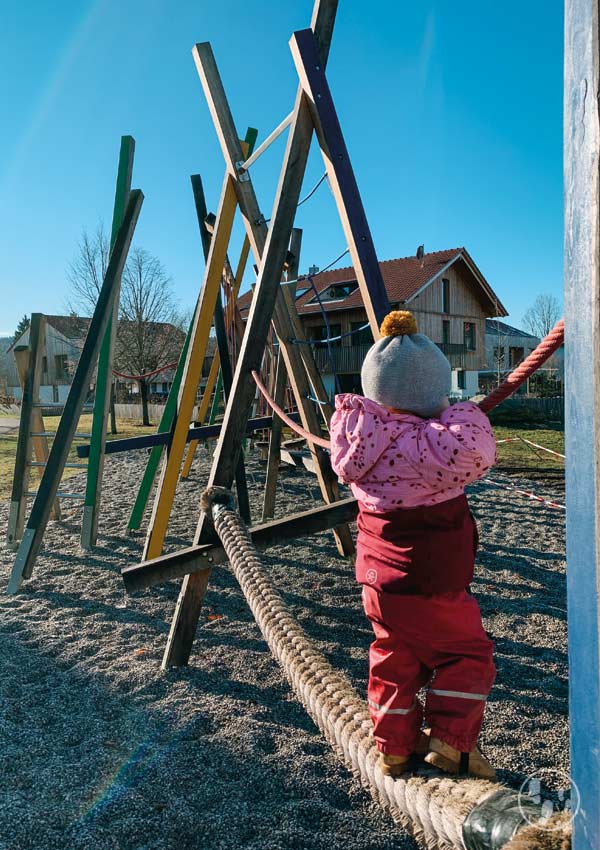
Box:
[330,311,497,779]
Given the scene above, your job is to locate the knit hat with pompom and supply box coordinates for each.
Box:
[360,310,451,417]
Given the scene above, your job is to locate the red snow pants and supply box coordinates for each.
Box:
[362,586,496,756]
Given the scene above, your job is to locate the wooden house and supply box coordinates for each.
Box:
[239,247,508,400]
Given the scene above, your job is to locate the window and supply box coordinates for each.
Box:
[42,356,48,377]
[457,370,466,390]
[307,281,358,304]
[54,353,68,380]
[442,278,450,314]
[463,322,476,351]
[351,321,374,346]
[311,324,342,348]
[509,346,524,367]
[442,320,450,345]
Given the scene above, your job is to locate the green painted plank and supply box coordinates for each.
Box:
[81,136,135,549]
[7,191,144,594]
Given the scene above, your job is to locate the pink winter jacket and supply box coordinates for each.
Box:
[329,395,496,511]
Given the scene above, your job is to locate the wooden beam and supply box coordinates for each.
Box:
[13,346,60,522]
[161,0,343,668]
[6,316,48,547]
[77,413,300,457]
[564,1,600,846]
[142,174,238,561]
[122,497,358,591]
[7,190,144,593]
[82,135,135,549]
[289,28,390,334]
[190,174,251,524]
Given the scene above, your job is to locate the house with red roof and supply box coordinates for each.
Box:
[238,247,508,399]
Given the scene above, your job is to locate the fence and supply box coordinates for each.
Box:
[489,396,564,424]
[114,403,199,422]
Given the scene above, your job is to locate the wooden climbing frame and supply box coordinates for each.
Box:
[130,0,391,669]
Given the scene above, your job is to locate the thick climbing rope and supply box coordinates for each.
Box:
[252,319,566,448]
[200,487,570,850]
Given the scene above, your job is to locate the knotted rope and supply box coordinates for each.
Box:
[200,487,569,849]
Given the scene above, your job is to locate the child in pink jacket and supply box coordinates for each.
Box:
[330,311,497,779]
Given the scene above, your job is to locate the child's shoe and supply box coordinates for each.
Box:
[378,753,411,777]
[424,736,497,780]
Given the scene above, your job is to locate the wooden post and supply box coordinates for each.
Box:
[564,1,600,846]
[289,28,390,334]
[7,191,144,593]
[179,235,251,479]
[6,315,50,547]
[161,0,343,668]
[13,344,61,522]
[81,136,135,549]
[142,174,238,561]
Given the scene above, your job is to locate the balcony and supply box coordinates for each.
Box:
[312,342,471,374]
[435,343,469,370]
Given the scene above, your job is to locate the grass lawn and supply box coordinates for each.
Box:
[493,425,565,469]
[0,413,156,502]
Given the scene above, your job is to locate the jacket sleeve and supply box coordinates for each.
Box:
[329,394,395,484]
[402,402,496,490]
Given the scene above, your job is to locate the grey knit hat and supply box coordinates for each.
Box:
[361,311,451,417]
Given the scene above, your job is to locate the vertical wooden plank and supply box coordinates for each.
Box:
[81,136,135,549]
[289,28,390,334]
[142,174,238,561]
[262,228,304,521]
[14,346,61,522]
[6,315,46,547]
[161,2,345,668]
[7,191,144,593]
[564,1,600,846]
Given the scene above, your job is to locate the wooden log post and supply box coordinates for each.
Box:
[6,315,51,547]
[14,345,61,522]
[142,174,238,562]
[7,191,144,593]
[564,1,600,846]
[289,28,391,334]
[81,136,135,549]
[161,0,344,668]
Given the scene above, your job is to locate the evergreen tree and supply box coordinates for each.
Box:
[13,315,30,344]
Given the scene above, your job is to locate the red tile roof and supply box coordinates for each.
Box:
[237,247,507,318]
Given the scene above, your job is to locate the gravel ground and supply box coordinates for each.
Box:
[0,447,568,850]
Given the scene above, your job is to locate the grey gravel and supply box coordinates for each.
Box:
[0,446,568,850]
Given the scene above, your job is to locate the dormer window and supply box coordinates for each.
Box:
[307,280,358,304]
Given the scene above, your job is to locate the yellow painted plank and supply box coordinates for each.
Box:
[142,174,238,560]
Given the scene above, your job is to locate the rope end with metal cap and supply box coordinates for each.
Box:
[200,486,235,520]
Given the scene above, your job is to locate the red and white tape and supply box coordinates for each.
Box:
[482,476,565,511]
[518,437,565,460]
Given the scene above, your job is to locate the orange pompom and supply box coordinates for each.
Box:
[379,310,418,337]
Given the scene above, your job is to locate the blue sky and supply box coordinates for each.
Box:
[1,0,563,336]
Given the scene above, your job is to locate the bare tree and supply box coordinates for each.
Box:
[115,247,184,426]
[66,225,110,316]
[522,294,561,339]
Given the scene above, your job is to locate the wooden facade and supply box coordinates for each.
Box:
[299,255,498,380]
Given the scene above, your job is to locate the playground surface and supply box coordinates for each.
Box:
[0,450,567,850]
